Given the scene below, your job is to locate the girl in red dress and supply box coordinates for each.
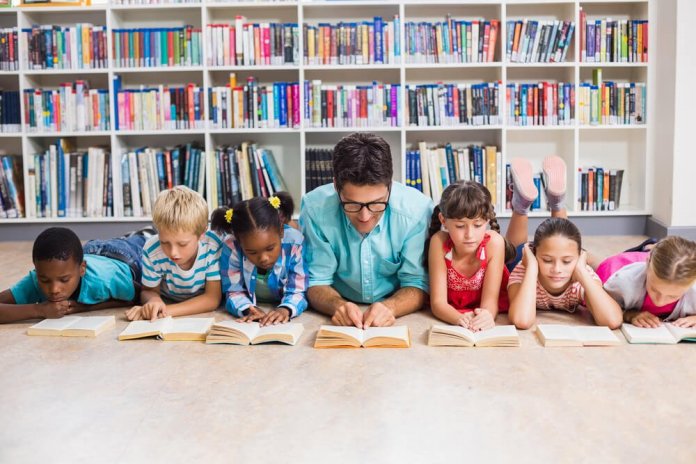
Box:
[426,181,515,331]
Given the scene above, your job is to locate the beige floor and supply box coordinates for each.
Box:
[1,236,695,463]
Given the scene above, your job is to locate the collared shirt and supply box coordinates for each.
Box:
[300,181,433,304]
[220,224,308,317]
[11,255,135,305]
[141,230,222,301]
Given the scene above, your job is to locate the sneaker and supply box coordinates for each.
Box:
[510,158,538,202]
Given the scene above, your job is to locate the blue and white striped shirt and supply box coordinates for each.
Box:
[141,230,222,301]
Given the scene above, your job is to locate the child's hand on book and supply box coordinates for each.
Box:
[39,300,71,319]
[331,302,364,328]
[240,306,266,323]
[363,302,396,328]
[630,310,662,328]
[470,308,495,332]
[672,315,696,328]
[456,312,474,329]
[141,301,168,322]
[260,308,290,326]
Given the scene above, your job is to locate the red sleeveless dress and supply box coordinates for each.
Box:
[444,233,510,313]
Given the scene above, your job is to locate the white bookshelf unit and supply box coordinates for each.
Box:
[0,0,652,228]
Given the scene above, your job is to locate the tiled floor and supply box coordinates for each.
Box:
[1,236,694,463]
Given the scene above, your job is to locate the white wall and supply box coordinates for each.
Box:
[652,0,696,228]
[671,0,696,226]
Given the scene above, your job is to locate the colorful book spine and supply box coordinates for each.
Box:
[405,18,500,64]
[114,79,204,131]
[0,90,21,133]
[406,82,500,127]
[304,80,400,128]
[208,77,299,129]
[206,22,299,66]
[578,167,625,211]
[0,27,18,71]
[304,147,334,193]
[580,10,648,63]
[22,24,108,70]
[303,16,401,65]
[577,80,646,125]
[112,26,203,68]
[0,155,24,218]
[23,82,110,133]
[505,19,575,63]
[506,82,575,126]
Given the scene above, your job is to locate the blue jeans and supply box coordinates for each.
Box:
[83,233,147,283]
[506,243,526,272]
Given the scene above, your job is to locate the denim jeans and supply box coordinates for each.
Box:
[83,231,150,282]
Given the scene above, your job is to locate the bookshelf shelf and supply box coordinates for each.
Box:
[0,0,652,223]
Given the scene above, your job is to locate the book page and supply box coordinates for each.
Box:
[666,323,696,342]
[214,320,260,339]
[318,325,364,344]
[536,324,574,341]
[66,315,116,331]
[621,323,675,344]
[255,323,304,344]
[28,316,82,332]
[572,326,620,345]
[364,326,409,343]
[431,324,475,342]
[474,325,519,343]
[166,317,215,335]
[119,317,172,339]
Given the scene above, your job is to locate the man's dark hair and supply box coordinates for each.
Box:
[32,227,84,263]
[333,132,393,191]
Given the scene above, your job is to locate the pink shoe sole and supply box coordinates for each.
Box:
[542,155,566,197]
[510,158,538,202]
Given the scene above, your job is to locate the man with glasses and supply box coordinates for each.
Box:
[300,133,433,328]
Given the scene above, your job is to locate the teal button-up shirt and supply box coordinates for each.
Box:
[300,182,433,304]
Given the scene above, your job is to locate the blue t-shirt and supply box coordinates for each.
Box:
[10,254,135,305]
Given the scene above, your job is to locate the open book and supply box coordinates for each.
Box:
[27,315,115,338]
[206,321,304,346]
[118,317,214,341]
[314,325,411,348]
[621,323,696,344]
[536,324,621,347]
[428,324,520,347]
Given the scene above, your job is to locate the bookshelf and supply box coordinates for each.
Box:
[0,0,652,226]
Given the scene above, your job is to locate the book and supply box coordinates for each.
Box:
[621,323,696,345]
[314,325,411,348]
[118,317,214,341]
[206,321,304,346]
[535,324,621,347]
[428,324,520,347]
[27,315,115,338]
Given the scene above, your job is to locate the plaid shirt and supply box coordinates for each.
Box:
[220,225,308,317]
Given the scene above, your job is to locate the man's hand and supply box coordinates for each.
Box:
[260,308,290,326]
[363,301,396,328]
[332,301,364,328]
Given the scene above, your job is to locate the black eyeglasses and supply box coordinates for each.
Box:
[340,188,391,213]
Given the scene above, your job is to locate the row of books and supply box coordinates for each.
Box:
[404,18,499,64]
[0,28,18,71]
[22,25,108,70]
[112,26,203,68]
[0,90,21,132]
[119,144,205,217]
[305,148,332,193]
[577,81,646,126]
[208,77,300,129]
[210,143,287,209]
[406,82,501,127]
[580,11,648,63]
[505,82,575,127]
[26,139,113,219]
[23,82,110,133]
[303,17,400,66]
[113,77,204,131]
[206,22,300,67]
[112,0,200,4]
[0,156,23,219]
[405,142,500,205]
[578,167,625,211]
[304,80,401,128]
[505,20,575,63]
